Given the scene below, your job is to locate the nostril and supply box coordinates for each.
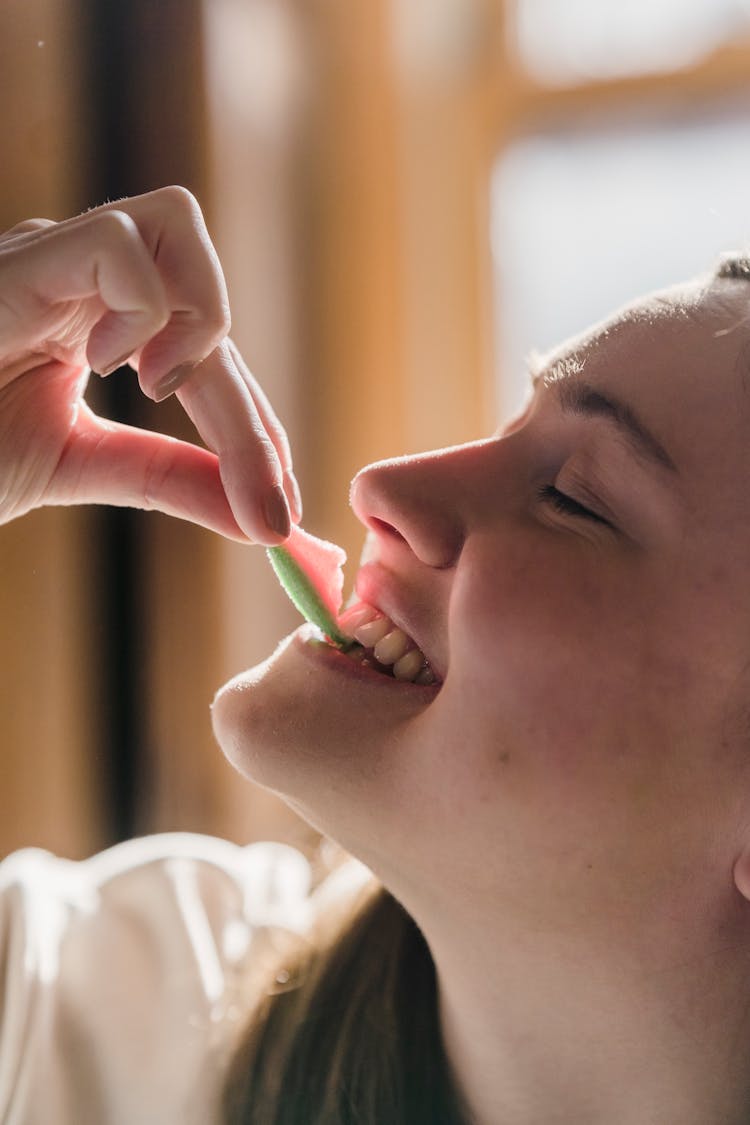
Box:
[351,460,463,569]
[368,517,407,544]
[368,513,460,570]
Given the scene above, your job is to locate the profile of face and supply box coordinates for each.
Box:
[213,268,750,943]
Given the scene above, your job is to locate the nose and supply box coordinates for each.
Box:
[350,442,492,570]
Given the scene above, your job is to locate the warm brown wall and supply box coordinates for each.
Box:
[0,0,103,859]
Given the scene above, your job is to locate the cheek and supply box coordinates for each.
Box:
[453,540,619,692]
[390,538,747,907]
[446,537,701,766]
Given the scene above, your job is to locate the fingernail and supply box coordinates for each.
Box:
[96,352,132,377]
[153,363,196,402]
[284,469,303,523]
[264,485,291,539]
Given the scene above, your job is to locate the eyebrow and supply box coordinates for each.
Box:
[532,368,679,475]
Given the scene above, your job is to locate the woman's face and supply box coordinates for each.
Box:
[213,274,750,934]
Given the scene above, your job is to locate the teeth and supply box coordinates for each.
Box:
[335,602,438,686]
[393,648,425,681]
[353,616,391,647]
[373,628,411,665]
[338,603,379,636]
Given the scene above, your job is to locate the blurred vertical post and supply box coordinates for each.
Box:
[0,0,103,858]
[297,0,503,557]
[144,0,316,848]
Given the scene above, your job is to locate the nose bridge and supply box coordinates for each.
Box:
[350,439,498,569]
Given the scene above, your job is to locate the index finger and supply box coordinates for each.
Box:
[176,341,292,544]
[96,187,231,395]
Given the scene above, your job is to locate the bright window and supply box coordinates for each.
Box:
[512,0,750,84]
[492,106,750,419]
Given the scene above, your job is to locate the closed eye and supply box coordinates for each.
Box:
[537,485,612,527]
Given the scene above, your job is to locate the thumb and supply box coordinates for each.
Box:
[53,405,250,541]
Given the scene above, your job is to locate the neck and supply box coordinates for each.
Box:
[413,888,750,1125]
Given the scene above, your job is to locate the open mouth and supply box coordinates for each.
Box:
[334,602,438,685]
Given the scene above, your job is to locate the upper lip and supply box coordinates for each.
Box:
[352,563,445,683]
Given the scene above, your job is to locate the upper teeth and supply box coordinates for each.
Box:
[337,602,436,685]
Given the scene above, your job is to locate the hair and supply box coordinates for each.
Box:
[222,877,473,1125]
[716,253,750,281]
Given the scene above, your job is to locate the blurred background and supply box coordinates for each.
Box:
[2,0,750,860]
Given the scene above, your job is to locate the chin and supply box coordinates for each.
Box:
[211,624,442,851]
[211,633,335,788]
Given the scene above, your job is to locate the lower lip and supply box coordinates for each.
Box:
[293,625,441,697]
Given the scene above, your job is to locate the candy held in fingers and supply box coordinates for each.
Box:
[266,525,350,648]
[266,526,437,684]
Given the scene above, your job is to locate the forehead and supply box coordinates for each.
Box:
[543,276,750,368]
[538,277,750,469]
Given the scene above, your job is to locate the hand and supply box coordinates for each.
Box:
[0,185,300,543]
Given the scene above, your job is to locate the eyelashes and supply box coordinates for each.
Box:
[537,484,612,527]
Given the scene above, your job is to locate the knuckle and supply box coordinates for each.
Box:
[238,432,280,482]
[277,430,293,466]
[201,302,231,347]
[260,410,291,464]
[212,302,231,339]
[5,218,54,237]
[141,443,176,510]
[162,184,202,219]
[93,208,140,245]
[150,304,171,334]
[0,218,56,252]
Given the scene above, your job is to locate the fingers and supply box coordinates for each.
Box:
[0,218,56,245]
[0,210,170,364]
[175,341,298,544]
[89,187,230,394]
[227,339,303,523]
[54,404,249,541]
[2,189,303,543]
[55,355,297,544]
[0,187,229,392]
[50,341,298,544]
[81,338,303,543]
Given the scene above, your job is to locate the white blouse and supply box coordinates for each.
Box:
[0,834,372,1125]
